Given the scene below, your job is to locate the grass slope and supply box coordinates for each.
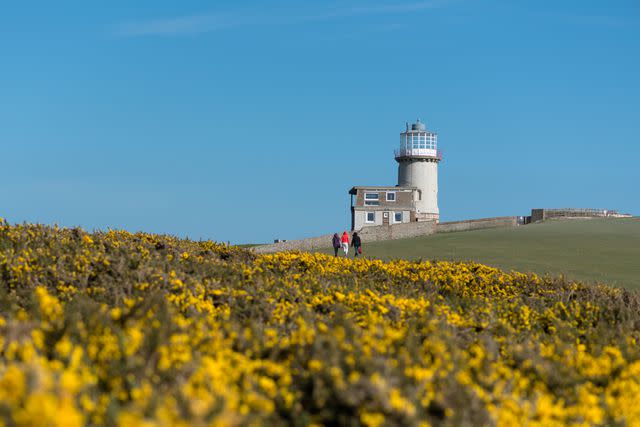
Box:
[321,218,640,289]
[3,221,640,424]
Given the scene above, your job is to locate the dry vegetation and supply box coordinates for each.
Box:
[1,219,640,426]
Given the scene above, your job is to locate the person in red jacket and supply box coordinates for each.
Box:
[340,231,350,257]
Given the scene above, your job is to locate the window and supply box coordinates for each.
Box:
[394,212,403,223]
[366,212,375,223]
[386,192,396,202]
[364,192,379,206]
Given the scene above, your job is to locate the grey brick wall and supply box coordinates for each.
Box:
[252,221,437,254]
[252,217,520,254]
[437,217,518,233]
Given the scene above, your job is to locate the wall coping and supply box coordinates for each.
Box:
[438,216,518,226]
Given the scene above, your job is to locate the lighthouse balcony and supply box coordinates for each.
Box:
[394,148,442,161]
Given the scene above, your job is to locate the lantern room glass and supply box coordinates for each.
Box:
[399,131,438,153]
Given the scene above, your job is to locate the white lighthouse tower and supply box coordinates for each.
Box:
[395,119,441,222]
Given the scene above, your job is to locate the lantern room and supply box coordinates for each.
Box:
[394,119,440,160]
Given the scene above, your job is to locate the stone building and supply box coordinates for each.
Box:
[350,120,442,231]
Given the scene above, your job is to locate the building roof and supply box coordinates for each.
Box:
[349,185,417,194]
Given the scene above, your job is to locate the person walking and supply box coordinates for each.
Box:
[340,231,350,257]
[332,233,341,257]
[351,232,362,258]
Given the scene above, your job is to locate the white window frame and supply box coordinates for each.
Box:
[364,192,379,201]
[365,212,375,223]
[386,191,396,202]
[393,212,403,223]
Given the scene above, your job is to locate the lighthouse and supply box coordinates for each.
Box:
[349,119,441,230]
[395,119,441,222]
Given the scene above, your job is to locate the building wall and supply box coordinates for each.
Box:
[353,210,383,230]
[354,189,414,207]
[397,160,438,217]
[353,209,412,231]
[394,191,414,205]
[416,212,439,222]
[351,188,418,230]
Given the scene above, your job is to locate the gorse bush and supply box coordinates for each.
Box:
[0,219,640,426]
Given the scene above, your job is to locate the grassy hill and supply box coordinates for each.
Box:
[2,220,640,425]
[320,218,640,289]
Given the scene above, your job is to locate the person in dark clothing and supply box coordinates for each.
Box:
[351,232,362,258]
[331,233,341,257]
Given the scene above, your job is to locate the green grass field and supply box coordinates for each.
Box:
[320,218,640,288]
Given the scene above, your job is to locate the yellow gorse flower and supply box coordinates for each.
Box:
[0,222,638,425]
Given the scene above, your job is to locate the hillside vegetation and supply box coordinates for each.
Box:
[321,218,640,289]
[2,220,640,425]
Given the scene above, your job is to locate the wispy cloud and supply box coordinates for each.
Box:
[327,0,447,17]
[113,1,447,38]
[113,14,254,37]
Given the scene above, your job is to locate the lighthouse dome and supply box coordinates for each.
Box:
[411,120,426,131]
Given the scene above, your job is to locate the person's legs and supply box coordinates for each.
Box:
[342,242,349,256]
[334,247,338,257]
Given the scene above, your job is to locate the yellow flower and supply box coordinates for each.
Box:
[360,411,385,427]
[309,360,323,372]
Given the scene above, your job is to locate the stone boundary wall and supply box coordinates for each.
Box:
[252,233,336,254]
[531,209,545,223]
[252,221,437,254]
[251,210,630,254]
[530,208,630,222]
[252,216,519,254]
[436,216,518,233]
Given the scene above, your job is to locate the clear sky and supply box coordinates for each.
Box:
[1,1,638,243]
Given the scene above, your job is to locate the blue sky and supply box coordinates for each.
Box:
[1,1,638,243]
